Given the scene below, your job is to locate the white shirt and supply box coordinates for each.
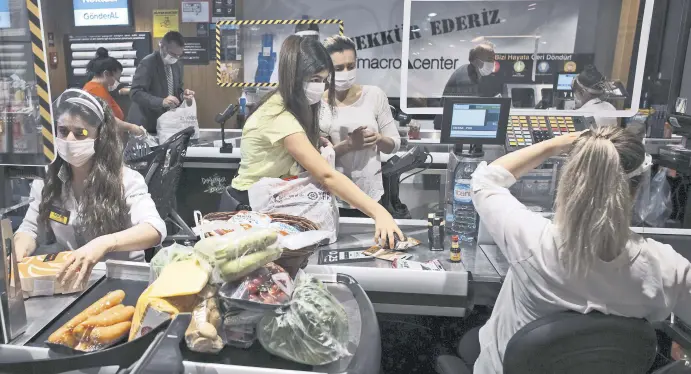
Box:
[16,166,167,262]
[471,162,691,374]
[319,85,401,205]
[579,98,618,126]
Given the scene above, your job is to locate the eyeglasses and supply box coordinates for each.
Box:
[57,125,90,140]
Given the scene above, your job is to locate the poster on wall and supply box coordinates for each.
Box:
[181,37,210,65]
[211,0,235,22]
[242,0,607,100]
[181,0,210,23]
[153,9,179,38]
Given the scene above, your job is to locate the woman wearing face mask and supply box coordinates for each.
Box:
[572,65,617,127]
[230,35,403,247]
[83,48,145,137]
[13,89,166,287]
[320,35,401,217]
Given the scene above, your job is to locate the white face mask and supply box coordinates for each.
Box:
[163,54,178,65]
[108,79,120,92]
[478,61,494,76]
[304,82,325,105]
[334,70,356,92]
[55,138,96,167]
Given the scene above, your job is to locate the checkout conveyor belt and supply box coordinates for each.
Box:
[1,261,381,374]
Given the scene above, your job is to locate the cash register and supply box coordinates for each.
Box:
[440,96,511,156]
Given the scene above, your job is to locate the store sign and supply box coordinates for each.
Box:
[73,0,130,27]
[181,0,210,23]
[243,0,583,98]
[181,37,210,65]
[153,9,179,38]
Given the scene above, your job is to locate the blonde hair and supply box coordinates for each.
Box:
[554,127,646,275]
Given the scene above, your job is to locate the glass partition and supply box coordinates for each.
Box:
[401,0,653,117]
[0,0,54,166]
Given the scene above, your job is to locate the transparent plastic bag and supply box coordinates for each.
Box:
[218,263,292,311]
[634,167,672,227]
[184,285,224,354]
[258,272,350,366]
[150,243,197,282]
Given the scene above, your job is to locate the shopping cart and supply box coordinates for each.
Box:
[124,127,197,257]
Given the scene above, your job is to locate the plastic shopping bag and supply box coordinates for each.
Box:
[157,98,200,144]
[634,167,672,227]
[248,147,339,243]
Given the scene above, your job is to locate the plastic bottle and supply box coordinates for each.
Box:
[451,159,479,248]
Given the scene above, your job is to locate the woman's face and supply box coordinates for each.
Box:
[308,69,330,84]
[330,50,356,72]
[56,113,99,141]
[106,70,122,87]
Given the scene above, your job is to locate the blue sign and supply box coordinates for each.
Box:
[73,0,130,26]
[0,0,9,28]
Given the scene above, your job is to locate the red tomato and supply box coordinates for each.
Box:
[249,295,261,302]
[275,292,289,303]
[262,295,278,304]
[251,278,263,287]
[247,284,259,295]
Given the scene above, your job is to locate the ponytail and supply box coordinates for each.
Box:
[554,127,645,275]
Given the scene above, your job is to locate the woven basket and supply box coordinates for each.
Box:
[202,211,320,276]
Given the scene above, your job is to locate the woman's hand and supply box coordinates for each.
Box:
[319,136,333,148]
[363,129,382,148]
[549,131,587,155]
[347,126,368,150]
[373,207,404,249]
[57,235,114,289]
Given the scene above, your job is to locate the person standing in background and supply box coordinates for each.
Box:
[83,48,145,137]
[127,31,195,134]
[320,35,401,217]
[572,65,618,127]
[434,44,497,129]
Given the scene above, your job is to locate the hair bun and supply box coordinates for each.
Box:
[95,47,109,58]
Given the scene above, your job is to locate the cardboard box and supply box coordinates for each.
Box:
[16,251,86,298]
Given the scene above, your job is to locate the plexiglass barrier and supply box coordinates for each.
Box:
[401,0,653,117]
[0,0,54,166]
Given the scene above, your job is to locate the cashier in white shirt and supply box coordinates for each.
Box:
[573,65,618,126]
[319,35,401,215]
[468,126,691,373]
[14,89,166,287]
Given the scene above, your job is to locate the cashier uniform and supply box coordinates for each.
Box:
[16,166,167,262]
[579,98,618,127]
[471,162,691,374]
[319,85,401,207]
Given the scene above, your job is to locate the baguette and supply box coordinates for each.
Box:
[48,290,126,347]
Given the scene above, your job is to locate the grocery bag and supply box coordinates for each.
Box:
[248,147,339,244]
[157,98,200,144]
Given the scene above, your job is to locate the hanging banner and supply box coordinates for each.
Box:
[181,1,210,23]
[153,9,179,38]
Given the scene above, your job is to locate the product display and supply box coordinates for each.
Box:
[258,272,350,365]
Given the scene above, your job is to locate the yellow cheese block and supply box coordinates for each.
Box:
[148,260,209,298]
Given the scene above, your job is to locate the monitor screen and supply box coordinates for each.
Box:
[0,0,9,28]
[557,73,577,91]
[449,103,501,139]
[73,0,131,27]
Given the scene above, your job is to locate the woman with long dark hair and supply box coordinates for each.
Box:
[84,47,145,136]
[231,35,403,246]
[14,89,166,287]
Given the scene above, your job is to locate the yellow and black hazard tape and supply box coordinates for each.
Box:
[27,0,54,162]
[216,19,345,88]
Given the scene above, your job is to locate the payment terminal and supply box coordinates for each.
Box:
[440,97,511,157]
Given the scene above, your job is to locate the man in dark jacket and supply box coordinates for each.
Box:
[434,44,496,129]
[127,31,195,134]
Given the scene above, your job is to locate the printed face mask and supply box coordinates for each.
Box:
[304,82,326,105]
[55,138,96,167]
[478,61,494,76]
[334,70,356,92]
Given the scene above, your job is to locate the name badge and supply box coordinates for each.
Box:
[48,206,70,225]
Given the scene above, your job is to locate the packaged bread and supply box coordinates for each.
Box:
[185,285,224,353]
[47,290,128,349]
[16,252,87,298]
[129,259,209,341]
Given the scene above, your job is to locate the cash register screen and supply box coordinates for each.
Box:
[449,103,501,139]
[441,97,510,145]
[557,73,577,91]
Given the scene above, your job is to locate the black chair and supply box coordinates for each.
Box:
[125,127,197,259]
[436,312,689,374]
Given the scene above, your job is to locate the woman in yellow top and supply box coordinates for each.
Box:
[230,35,403,247]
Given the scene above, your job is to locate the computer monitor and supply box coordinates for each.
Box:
[440,97,511,145]
[556,73,577,91]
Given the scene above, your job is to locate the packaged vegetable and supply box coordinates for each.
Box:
[218,244,282,282]
[213,229,278,263]
[258,272,350,365]
[185,285,224,354]
[218,263,292,311]
[223,322,257,349]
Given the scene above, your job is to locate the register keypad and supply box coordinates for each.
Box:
[506,115,583,152]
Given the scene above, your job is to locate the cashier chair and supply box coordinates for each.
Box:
[435,312,690,374]
[125,127,197,258]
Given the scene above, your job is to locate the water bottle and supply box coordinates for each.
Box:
[451,160,479,248]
